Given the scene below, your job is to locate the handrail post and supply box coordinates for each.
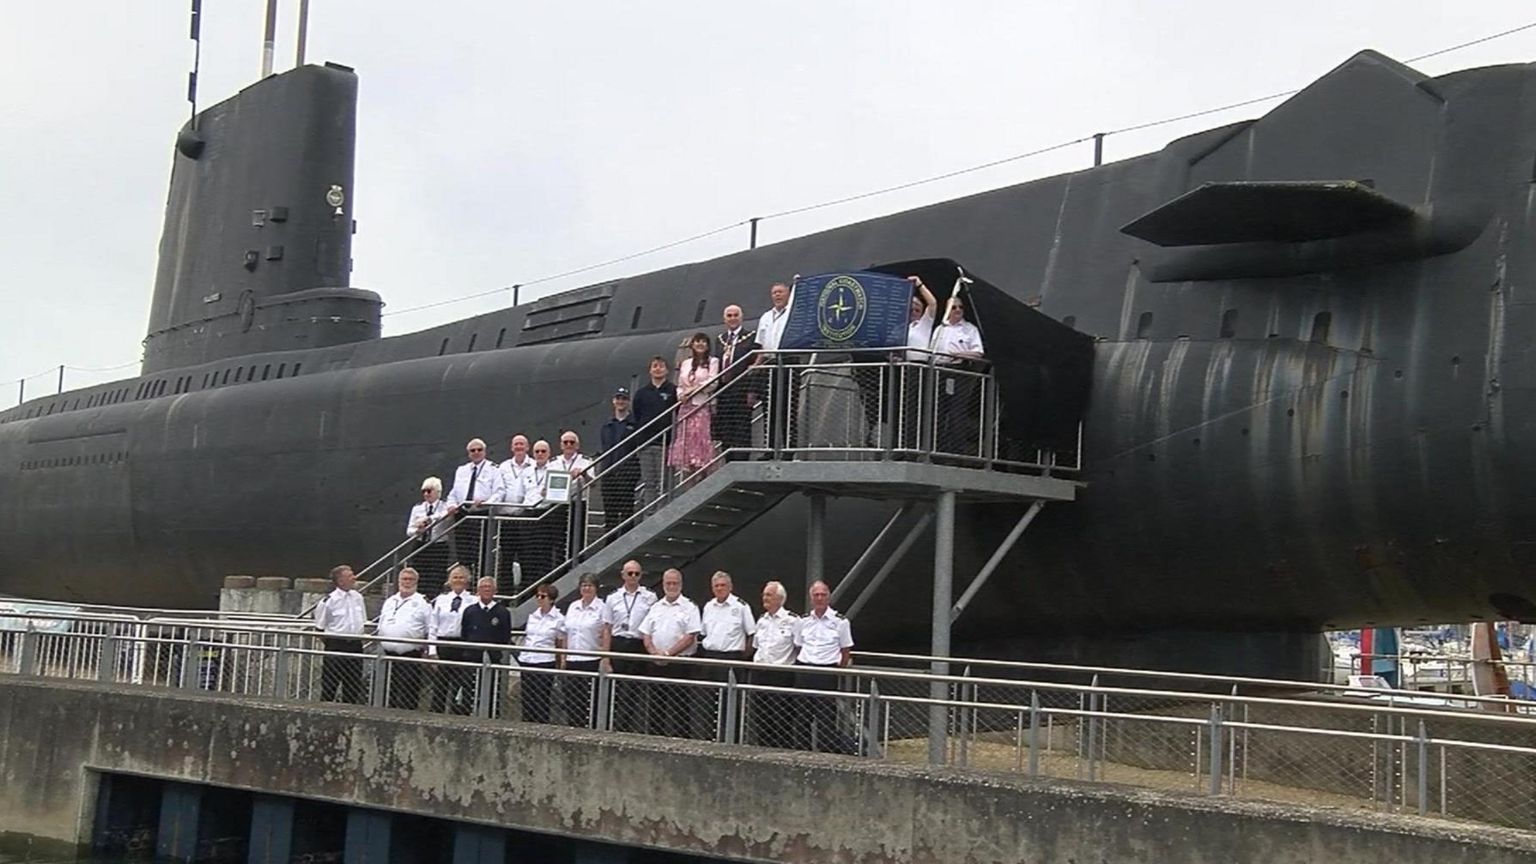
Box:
[179,636,199,690]
[370,642,388,709]
[99,631,118,683]
[273,644,291,700]
[1028,690,1041,779]
[1207,703,1224,795]
[594,663,611,732]
[1416,720,1429,816]
[722,668,739,745]
[863,679,883,759]
[18,622,38,676]
[476,654,494,719]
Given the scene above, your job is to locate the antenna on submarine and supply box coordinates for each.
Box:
[261,0,278,78]
[187,0,202,125]
[295,0,311,67]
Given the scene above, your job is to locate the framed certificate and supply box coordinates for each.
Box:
[545,472,572,504]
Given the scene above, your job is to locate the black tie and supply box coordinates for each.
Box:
[468,464,480,501]
[451,595,462,613]
[427,502,435,517]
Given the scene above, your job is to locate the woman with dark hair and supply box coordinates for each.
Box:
[561,573,609,727]
[668,332,720,475]
[517,584,564,724]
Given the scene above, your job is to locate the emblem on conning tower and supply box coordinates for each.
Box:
[816,274,867,343]
[325,184,346,208]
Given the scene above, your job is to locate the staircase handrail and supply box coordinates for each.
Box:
[503,353,766,605]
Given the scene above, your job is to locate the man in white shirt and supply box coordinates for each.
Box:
[499,434,536,508]
[605,560,657,732]
[699,571,756,664]
[639,568,702,738]
[899,277,939,450]
[930,294,988,457]
[793,579,855,753]
[376,567,435,710]
[754,281,796,451]
[750,580,799,749]
[755,281,793,353]
[429,564,475,714]
[405,476,452,586]
[313,564,367,704]
[446,438,506,511]
[447,438,505,581]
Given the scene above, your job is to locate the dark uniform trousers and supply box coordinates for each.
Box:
[609,636,649,733]
[432,640,476,715]
[794,661,855,754]
[748,666,798,750]
[518,660,557,724]
[562,659,601,727]
[384,649,426,710]
[320,636,365,704]
[648,659,695,740]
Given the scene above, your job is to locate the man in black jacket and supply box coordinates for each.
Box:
[714,304,758,460]
[458,576,511,716]
[599,387,640,531]
[630,356,678,512]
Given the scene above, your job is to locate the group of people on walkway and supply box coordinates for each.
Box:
[312,559,859,752]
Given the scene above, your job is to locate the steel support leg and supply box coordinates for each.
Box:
[928,490,956,766]
[248,795,294,864]
[156,782,204,863]
[806,493,826,603]
[343,808,391,864]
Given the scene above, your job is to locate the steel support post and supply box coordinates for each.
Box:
[343,808,392,864]
[928,490,956,766]
[806,493,826,602]
[157,782,204,863]
[249,795,295,864]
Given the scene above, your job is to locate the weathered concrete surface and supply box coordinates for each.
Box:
[2,678,1534,864]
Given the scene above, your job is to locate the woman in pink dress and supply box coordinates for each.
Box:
[669,333,720,474]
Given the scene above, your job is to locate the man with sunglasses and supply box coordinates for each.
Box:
[605,560,657,732]
[931,294,987,456]
[405,476,452,585]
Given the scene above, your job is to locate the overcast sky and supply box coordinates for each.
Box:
[2,2,1534,400]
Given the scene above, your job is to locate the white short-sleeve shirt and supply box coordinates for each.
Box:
[563,597,608,662]
[700,594,757,653]
[638,596,702,657]
[753,607,799,665]
[793,607,853,666]
[519,607,565,665]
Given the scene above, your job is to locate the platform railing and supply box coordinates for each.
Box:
[7,611,1536,832]
[500,349,1080,605]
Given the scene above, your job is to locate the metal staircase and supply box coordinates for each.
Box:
[496,350,1083,626]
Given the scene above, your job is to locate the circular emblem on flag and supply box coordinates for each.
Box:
[817,275,867,343]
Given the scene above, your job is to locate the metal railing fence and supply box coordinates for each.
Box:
[6,611,1536,831]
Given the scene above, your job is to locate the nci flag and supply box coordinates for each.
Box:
[779,271,911,351]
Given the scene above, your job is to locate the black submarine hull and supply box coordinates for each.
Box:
[5,52,1536,676]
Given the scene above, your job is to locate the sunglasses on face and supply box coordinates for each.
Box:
[468,447,484,453]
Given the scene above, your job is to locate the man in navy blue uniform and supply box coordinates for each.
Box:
[459,576,511,716]
[598,387,640,530]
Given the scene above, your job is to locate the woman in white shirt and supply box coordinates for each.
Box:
[561,574,610,727]
[518,584,565,724]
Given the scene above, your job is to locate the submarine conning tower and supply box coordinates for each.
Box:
[141,63,380,375]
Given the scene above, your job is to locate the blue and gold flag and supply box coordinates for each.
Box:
[779,271,911,351]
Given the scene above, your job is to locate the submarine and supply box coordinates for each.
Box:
[4,49,1536,678]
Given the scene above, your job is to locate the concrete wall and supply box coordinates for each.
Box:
[1,678,1534,864]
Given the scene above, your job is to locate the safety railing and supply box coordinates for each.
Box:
[500,349,1080,605]
[7,611,1536,832]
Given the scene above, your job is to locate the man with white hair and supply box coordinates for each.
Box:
[376,567,434,710]
[750,579,799,749]
[714,303,758,460]
[446,438,505,579]
[499,434,536,506]
[640,568,702,738]
[406,476,452,583]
